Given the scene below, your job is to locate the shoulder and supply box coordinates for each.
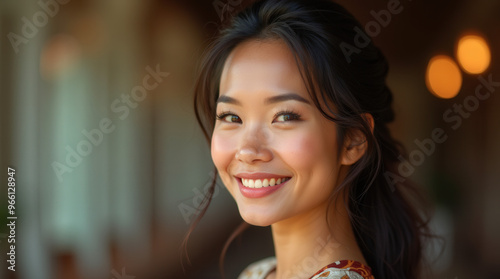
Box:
[310,260,375,279]
[237,258,374,279]
[310,268,365,279]
[237,257,277,279]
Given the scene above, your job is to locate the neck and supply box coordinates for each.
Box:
[268,200,366,279]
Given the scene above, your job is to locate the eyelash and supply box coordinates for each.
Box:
[216,111,241,123]
[273,110,301,122]
[215,110,302,123]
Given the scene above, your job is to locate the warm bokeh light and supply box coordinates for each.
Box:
[456,34,491,74]
[426,55,462,99]
[40,34,81,80]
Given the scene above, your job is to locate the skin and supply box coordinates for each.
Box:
[212,39,369,279]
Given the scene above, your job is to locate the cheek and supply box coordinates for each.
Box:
[277,129,337,171]
[211,133,235,174]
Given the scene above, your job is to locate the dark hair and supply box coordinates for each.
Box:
[187,0,431,278]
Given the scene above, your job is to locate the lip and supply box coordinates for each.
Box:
[235,172,290,180]
[235,172,291,198]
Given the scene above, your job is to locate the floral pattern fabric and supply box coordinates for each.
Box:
[238,257,374,279]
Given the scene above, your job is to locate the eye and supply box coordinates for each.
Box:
[273,111,301,123]
[216,112,242,123]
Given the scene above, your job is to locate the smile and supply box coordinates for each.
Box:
[235,174,292,198]
[241,177,291,188]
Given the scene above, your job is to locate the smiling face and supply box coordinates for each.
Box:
[211,39,345,226]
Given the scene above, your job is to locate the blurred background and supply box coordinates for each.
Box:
[1,0,499,278]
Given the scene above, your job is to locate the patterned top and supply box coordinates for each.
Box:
[237,257,374,279]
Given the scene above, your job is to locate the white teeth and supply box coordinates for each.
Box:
[254,180,263,188]
[241,177,289,188]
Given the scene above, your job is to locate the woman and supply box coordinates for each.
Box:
[189,0,431,278]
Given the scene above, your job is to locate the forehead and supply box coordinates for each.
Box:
[219,39,310,98]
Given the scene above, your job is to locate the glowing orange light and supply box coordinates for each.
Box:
[40,34,81,80]
[456,34,491,74]
[426,55,462,99]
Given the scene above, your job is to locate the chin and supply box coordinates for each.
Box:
[239,208,277,227]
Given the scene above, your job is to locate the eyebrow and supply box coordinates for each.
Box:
[216,95,241,105]
[265,93,310,105]
[216,92,310,105]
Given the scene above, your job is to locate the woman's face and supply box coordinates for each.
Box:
[212,39,344,226]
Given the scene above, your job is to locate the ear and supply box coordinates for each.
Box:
[340,113,374,166]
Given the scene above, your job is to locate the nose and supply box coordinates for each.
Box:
[235,126,273,164]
